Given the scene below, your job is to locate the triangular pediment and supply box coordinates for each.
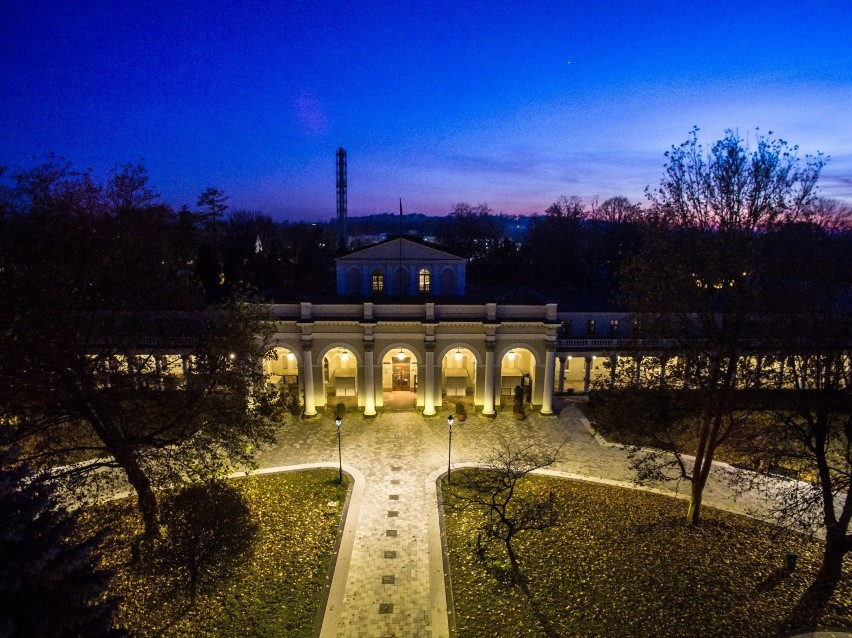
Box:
[337,238,464,263]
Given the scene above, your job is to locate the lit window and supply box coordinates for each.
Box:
[371,270,384,294]
[610,320,619,335]
[418,268,431,293]
[587,319,596,335]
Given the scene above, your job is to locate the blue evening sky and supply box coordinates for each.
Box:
[2,1,850,220]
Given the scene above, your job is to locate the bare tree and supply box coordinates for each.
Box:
[448,435,561,574]
[618,128,825,525]
[600,196,641,224]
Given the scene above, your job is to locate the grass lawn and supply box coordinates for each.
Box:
[443,472,852,638]
[580,394,790,473]
[77,469,348,637]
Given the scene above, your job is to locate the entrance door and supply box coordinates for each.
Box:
[392,358,411,391]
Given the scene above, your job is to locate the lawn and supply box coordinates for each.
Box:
[77,470,348,637]
[443,472,852,637]
[580,393,791,473]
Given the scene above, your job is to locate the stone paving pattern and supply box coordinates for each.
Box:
[256,398,783,638]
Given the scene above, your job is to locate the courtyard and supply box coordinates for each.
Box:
[254,399,807,637]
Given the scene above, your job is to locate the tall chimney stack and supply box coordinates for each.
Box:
[336,148,348,250]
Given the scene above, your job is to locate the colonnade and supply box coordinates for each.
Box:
[294,337,556,417]
[293,346,851,417]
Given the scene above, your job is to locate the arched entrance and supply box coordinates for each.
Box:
[264,346,300,407]
[499,347,536,409]
[382,346,417,410]
[323,347,358,409]
[442,346,476,410]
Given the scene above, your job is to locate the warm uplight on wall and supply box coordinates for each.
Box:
[454,348,462,360]
[287,352,295,361]
[341,351,349,362]
[508,350,516,361]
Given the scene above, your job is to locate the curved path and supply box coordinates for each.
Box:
[255,400,790,638]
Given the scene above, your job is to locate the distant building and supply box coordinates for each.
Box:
[335,236,466,297]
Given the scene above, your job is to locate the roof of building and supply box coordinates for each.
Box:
[336,235,465,262]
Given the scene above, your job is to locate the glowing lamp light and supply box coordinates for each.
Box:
[229,353,236,360]
[397,349,405,360]
[508,350,516,362]
[341,351,349,362]
[286,352,295,361]
[454,348,462,360]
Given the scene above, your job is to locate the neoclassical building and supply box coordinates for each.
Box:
[263,237,551,416]
[262,236,818,417]
[265,299,561,417]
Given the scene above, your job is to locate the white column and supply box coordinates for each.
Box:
[483,342,496,416]
[583,356,593,393]
[541,344,555,415]
[423,344,436,416]
[364,343,376,416]
[302,341,317,417]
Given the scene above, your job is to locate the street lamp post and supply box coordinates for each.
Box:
[335,415,343,484]
[447,414,454,484]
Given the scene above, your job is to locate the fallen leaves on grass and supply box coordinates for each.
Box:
[76,470,347,637]
[444,474,852,638]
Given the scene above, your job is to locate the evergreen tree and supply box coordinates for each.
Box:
[0,448,125,637]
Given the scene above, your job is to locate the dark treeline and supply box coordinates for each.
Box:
[1,156,850,306]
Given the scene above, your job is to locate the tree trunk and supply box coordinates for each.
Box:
[818,530,847,586]
[505,537,520,573]
[113,445,160,540]
[687,480,704,526]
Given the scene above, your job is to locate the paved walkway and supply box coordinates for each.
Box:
[254,399,797,637]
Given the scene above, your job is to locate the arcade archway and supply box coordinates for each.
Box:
[381,346,418,409]
[499,347,536,409]
[322,347,359,408]
[264,346,300,405]
[442,346,476,409]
